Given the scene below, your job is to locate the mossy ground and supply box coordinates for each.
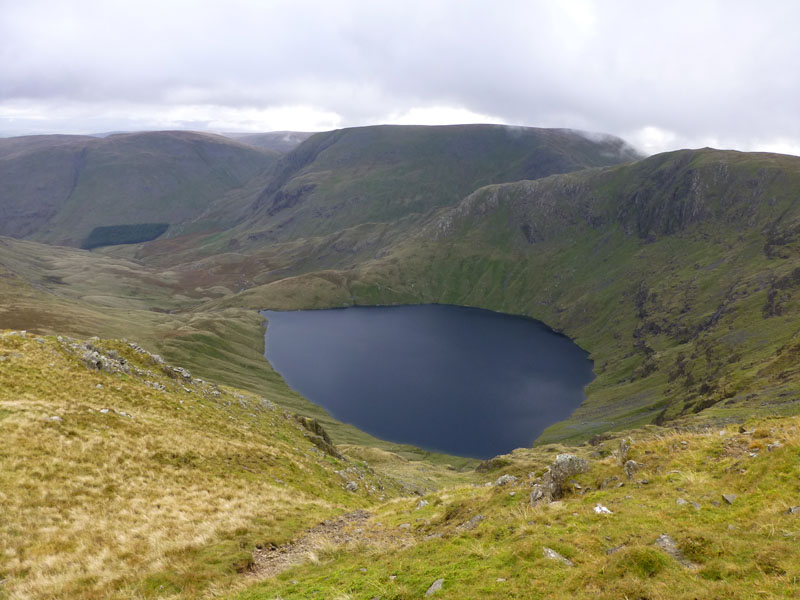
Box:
[236,418,800,600]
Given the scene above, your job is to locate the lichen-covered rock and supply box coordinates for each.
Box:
[530,454,590,505]
[654,533,697,568]
[494,474,519,486]
[624,459,639,480]
[542,546,575,566]
[456,514,484,532]
[617,437,632,466]
[425,578,444,596]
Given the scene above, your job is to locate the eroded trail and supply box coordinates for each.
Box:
[250,509,415,579]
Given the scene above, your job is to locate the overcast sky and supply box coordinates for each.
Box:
[1,0,799,155]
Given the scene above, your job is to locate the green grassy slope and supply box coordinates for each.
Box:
[224,131,315,153]
[220,148,800,443]
[237,417,800,600]
[0,235,477,469]
[238,124,641,245]
[0,131,277,247]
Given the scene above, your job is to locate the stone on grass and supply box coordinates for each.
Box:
[623,460,639,480]
[345,481,358,492]
[787,506,800,514]
[616,437,632,466]
[722,493,737,505]
[494,474,519,486]
[654,533,697,568]
[456,514,485,532]
[425,578,444,596]
[542,547,575,567]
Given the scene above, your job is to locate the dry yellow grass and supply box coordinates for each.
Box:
[0,331,400,600]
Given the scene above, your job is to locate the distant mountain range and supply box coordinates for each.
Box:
[3,123,800,445]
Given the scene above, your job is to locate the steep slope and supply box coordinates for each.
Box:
[0,330,414,599]
[239,124,641,245]
[221,148,800,442]
[224,131,315,153]
[0,131,277,247]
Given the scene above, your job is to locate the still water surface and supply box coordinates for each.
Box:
[262,305,593,459]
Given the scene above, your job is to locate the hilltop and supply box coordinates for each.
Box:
[223,131,315,153]
[239,124,641,245]
[0,131,277,247]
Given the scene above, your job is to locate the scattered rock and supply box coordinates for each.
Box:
[389,575,397,580]
[496,577,506,582]
[599,475,619,489]
[48,415,63,422]
[767,442,783,452]
[616,437,632,466]
[425,578,444,596]
[494,474,519,486]
[457,514,485,532]
[542,547,575,566]
[787,506,800,514]
[398,523,411,530]
[416,500,429,510]
[623,460,639,480]
[605,544,625,555]
[654,533,697,568]
[722,493,737,505]
[594,503,613,515]
[345,481,358,492]
[676,497,688,506]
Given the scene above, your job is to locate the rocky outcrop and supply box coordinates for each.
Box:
[295,416,344,459]
[530,454,590,505]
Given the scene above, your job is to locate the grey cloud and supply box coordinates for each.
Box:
[1,0,800,154]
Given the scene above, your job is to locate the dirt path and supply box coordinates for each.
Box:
[251,509,415,579]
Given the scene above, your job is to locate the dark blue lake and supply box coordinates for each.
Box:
[261,305,593,459]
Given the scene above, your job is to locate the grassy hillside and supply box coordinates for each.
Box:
[237,416,800,599]
[0,330,467,599]
[5,138,800,598]
[0,132,277,247]
[218,148,800,443]
[224,131,315,153]
[0,235,478,470]
[238,124,641,245]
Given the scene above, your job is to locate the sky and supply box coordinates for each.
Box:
[1,0,799,155]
